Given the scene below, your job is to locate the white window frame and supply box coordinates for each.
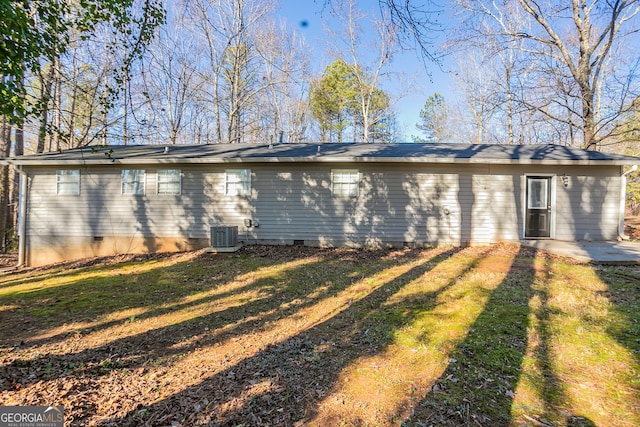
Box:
[122,169,146,195]
[157,169,181,195]
[332,169,359,197]
[56,169,80,195]
[225,169,251,196]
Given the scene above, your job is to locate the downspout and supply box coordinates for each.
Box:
[9,164,29,267]
[618,164,637,240]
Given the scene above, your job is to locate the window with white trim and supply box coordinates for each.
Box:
[121,169,145,195]
[332,169,359,197]
[225,169,251,196]
[56,170,80,195]
[157,169,181,195]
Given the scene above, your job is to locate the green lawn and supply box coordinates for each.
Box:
[0,244,638,426]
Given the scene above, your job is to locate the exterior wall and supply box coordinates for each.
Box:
[552,167,623,240]
[490,164,622,241]
[22,162,623,266]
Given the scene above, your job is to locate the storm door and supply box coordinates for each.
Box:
[525,176,552,238]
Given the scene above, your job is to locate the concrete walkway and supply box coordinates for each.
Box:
[522,240,640,264]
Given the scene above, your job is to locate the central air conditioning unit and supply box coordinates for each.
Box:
[210,226,238,247]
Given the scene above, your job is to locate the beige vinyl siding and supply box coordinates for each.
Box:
[554,168,622,240]
[29,168,181,238]
[249,163,486,246]
[469,173,522,243]
[23,162,624,265]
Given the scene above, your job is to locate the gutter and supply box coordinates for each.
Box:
[619,164,638,240]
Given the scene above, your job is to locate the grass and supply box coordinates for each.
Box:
[0,244,638,426]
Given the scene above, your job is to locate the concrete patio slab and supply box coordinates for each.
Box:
[204,244,243,253]
[521,240,640,264]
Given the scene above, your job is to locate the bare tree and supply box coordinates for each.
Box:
[142,4,202,145]
[325,0,399,143]
[188,0,274,144]
[252,19,313,143]
[49,35,115,148]
[449,51,498,144]
[454,0,640,149]
[326,0,443,65]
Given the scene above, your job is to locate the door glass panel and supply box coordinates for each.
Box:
[527,178,548,209]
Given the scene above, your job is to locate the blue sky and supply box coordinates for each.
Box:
[276,0,456,141]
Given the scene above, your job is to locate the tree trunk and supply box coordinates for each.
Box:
[52,56,61,151]
[123,73,128,145]
[0,118,12,252]
[581,86,596,149]
[37,65,55,153]
[11,116,24,251]
[69,54,79,148]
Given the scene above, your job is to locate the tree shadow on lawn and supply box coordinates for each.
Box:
[0,249,365,391]
[574,264,640,427]
[402,246,538,426]
[594,266,640,363]
[92,246,482,426]
[0,252,217,344]
[2,246,460,408]
[0,254,320,350]
[0,252,182,290]
[0,248,344,349]
[402,248,630,427]
[514,253,587,427]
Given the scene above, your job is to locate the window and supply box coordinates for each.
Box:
[157,169,181,195]
[56,170,80,195]
[225,169,251,196]
[527,177,549,209]
[122,169,145,195]
[332,169,359,197]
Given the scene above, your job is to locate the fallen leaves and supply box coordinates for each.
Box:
[0,243,638,426]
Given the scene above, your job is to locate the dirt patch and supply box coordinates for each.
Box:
[0,254,17,271]
[625,215,640,240]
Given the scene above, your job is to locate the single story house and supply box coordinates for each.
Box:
[3,143,639,266]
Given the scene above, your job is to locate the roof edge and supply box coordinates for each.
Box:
[4,142,640,167]
[5,157,639,167]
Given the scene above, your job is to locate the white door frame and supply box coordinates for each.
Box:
[522,174,557,239]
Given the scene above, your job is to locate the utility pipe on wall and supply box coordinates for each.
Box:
[618,164,637,240]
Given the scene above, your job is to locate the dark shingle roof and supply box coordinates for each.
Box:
[4,143,640,166]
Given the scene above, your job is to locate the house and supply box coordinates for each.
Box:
[3,143,639,267]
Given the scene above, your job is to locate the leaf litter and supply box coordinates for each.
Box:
[0,241,637,426]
